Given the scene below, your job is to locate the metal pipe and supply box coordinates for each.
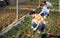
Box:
[15,0,18,21]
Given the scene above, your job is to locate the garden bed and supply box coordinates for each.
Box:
[0,9,29,32]
[3,11,60,38]
[1,0,59,38]
[0,9,16,31]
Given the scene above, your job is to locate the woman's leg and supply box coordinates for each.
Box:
[32,22,37,28]
[41,23,46,32]
[31,22,37,31]
[43,11,48,18]
[37,22,46,33]
[37,22,43,31]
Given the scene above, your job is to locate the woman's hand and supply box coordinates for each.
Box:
[33,28,37,31]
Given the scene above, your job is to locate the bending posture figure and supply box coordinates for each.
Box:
[29,12,46,34]
[39,4,50,19]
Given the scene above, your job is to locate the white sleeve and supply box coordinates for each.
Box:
[39,6,47,15]
[37,6,40,9]
[49,3,52,6]
[39,10,44,15]
[48,2,52,7]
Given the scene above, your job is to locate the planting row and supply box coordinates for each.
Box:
[0,9,29,32]
[3,11,60,38]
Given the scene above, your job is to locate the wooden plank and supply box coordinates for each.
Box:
[59,0,60,12]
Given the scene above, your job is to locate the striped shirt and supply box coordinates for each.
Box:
[32,14,46,24]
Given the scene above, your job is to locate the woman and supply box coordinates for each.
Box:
[39,4,50,19]
[29,12,46,34]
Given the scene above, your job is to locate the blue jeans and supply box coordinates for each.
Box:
[37,22,46,31]
[32,22,37,28]
[41,11,48,17]
[32,22,46,31]
[43,11,48,16]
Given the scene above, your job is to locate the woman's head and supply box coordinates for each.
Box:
[44,1,46,4]
[39,4,44,9]
[29,11,35,15]
[29,11,36,18]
